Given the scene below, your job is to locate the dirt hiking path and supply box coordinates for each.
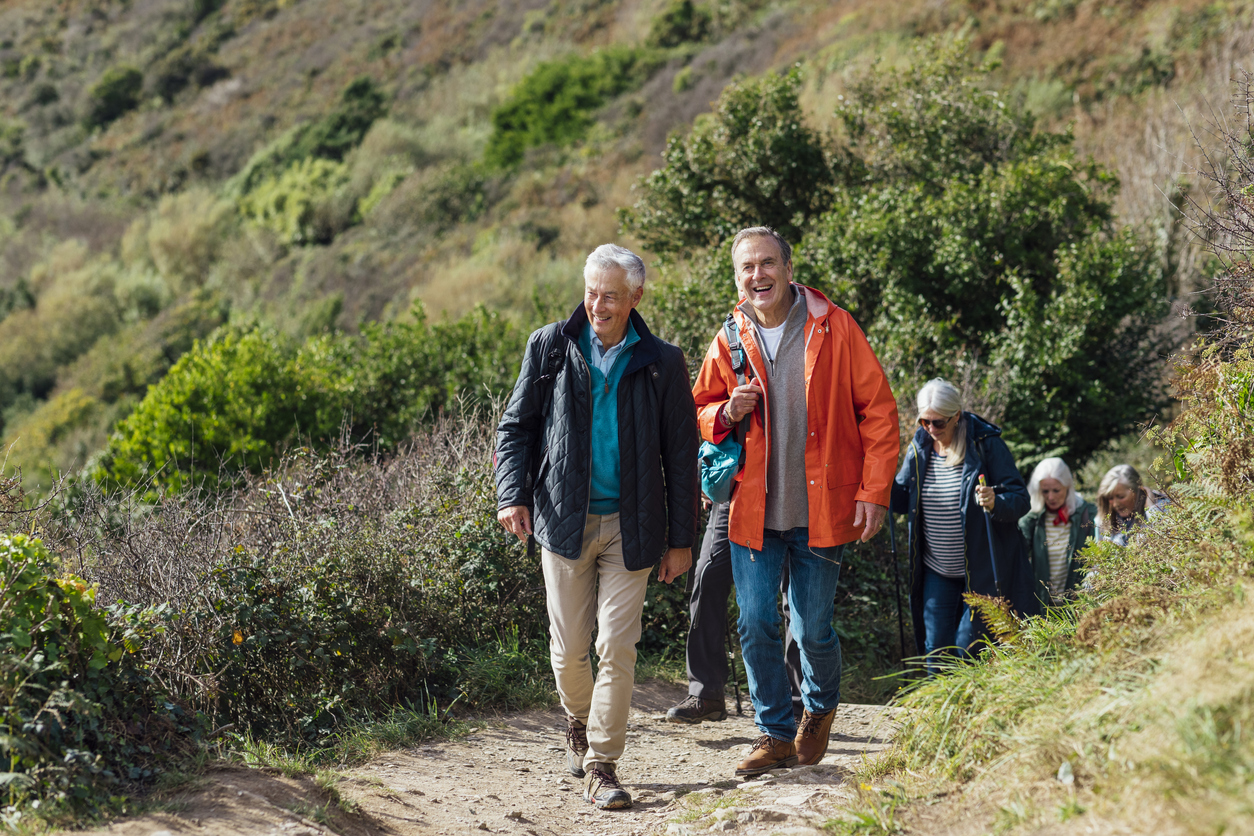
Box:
[71,682,897,836]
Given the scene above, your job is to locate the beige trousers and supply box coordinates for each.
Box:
[541,512,652,769]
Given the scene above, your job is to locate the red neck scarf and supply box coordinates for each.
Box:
[1051,506,1070,526]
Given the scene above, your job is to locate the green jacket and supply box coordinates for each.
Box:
[1018,500,1097,607]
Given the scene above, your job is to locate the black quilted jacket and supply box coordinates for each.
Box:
[495,304,700,570]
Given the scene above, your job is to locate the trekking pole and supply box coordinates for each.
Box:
[979,474,1003,597]
[887,512,906,663]
[726,619,743,715]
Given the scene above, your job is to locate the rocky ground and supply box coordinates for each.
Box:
[68,681,897,836]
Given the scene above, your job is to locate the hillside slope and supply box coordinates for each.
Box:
[0,0,1245,483]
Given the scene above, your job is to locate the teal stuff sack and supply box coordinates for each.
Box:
[699,436,743,504]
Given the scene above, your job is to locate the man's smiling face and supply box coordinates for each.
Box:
[733,235,793,326]
[584,265,642,348]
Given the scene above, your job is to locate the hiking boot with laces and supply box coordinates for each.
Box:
[665,694,728,724]
[734,734,798,777]
[565,715,588,778]
[794,707,836,765]
[583,762,632,809]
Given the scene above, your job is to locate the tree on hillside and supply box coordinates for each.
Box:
[622,42,1172,468]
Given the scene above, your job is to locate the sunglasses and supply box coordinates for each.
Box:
[918,416,953,430]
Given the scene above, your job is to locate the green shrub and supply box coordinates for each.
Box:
[83,65,143,130]
[647,0,712,48]
[227,77,387,198]
[619,66,833,257]
[485,47,665,168]
[146,187,233,285]
[96,327,351,493]
[149,46,229,103]
[97,304,525,492]
[346,304,527,448]
[0,535,192,820]
[238,157,350,245]
[59,417,551,744]
[288,76,387,163]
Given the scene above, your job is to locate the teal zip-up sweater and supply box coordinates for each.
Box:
[579,320,640,515]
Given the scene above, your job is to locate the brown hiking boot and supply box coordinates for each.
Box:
[794,708,836,765]
[583,762,632,809]
[734,734,798,777]
[665,695,728,724]
[565,715,588,778]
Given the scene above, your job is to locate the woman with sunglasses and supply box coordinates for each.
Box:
[890,379,1038,673]
[1018,457,1097,607]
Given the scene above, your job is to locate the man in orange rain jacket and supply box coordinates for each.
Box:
[691,226,899,778]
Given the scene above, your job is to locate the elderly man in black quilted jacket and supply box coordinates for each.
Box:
[495,243,700,811]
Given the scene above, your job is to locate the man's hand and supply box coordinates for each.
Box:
[497,505,532,542]
[853,501,887,543]
[725,383,763,423]
[657,547,692,584]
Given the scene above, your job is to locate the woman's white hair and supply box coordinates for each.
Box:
[1097,464,1142,526]
[1027,457,1083,514]
[916,378,966,468]
[584,243,646,291]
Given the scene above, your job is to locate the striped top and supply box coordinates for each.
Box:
[921,451,966,578]
[1045,522,1070,599]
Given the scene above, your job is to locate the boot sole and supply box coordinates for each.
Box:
[588,793,633,810]
[665,711,728,725]
[734,755,798,777]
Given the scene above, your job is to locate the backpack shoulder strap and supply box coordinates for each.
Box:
[721,313,751,444]
[533,322,566,417]
[723,313,747,388]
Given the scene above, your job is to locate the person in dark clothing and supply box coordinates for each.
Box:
[665,502,804,724]
[890,379,1038,674]
[495,244,699,810]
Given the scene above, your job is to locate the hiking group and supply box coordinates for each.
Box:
[494,229,1168,810]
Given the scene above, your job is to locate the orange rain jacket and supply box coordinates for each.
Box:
[692,284,900,551]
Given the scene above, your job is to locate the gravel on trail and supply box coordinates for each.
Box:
[63,680,897,836]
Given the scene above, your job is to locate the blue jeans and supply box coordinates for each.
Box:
[730,528,844,741]
[920,567,976,674]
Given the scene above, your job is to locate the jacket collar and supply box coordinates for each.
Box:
[561,303,661,375]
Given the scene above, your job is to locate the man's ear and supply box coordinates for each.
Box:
[631,284,645,308]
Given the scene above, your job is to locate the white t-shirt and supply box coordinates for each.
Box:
[756,322,786,363]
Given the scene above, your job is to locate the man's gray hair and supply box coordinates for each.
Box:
[730,226,792,265]
[584,244,647,291]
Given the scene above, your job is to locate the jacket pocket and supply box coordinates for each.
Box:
[535,446,551,487]
[826,457,864,489]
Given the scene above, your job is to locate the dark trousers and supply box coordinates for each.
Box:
[685,502,803,717]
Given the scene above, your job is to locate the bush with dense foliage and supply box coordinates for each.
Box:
[45,418,549,744]
[96,304,526,492]
[623,43,1171,469]
[0,533,193,822]
[647,0,712,48]
[484,46,666,168]
[84,65,144,130]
